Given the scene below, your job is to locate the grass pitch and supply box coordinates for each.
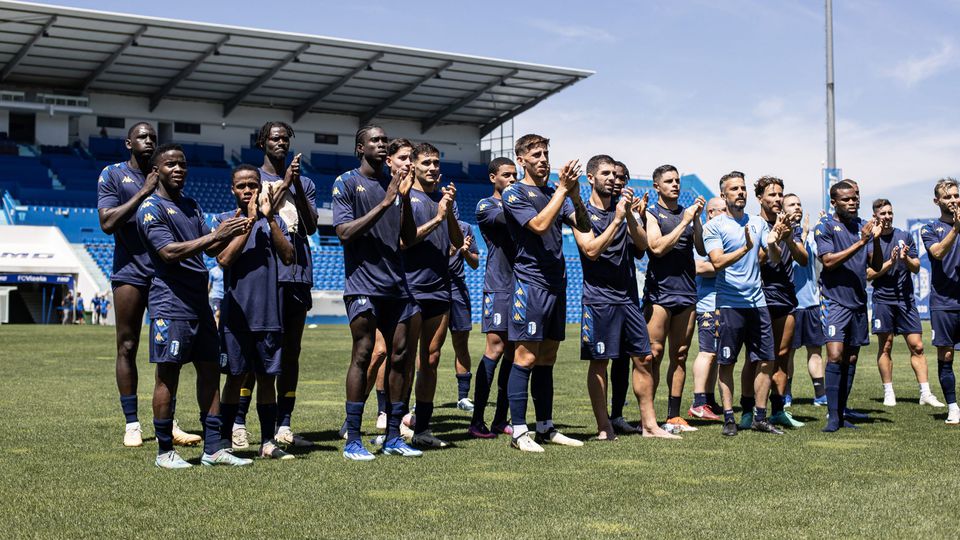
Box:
[1,322,958,538]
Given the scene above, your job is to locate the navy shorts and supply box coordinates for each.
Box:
[767,304,795,321]
[220,330,282,375]
[508,280,565,342]
[417,298,451,321]
[931,310,960,349]
[149,316,219,364]
[717,307,775,365]
[822,301,869,347]
[697,311,719,355]
[345,295,421,330]
[449,286,472,332]
[280,282,313,313]
[581,303,651,360]
[209,297,222,314]
[791,305,825,348]
[645,301,696,318]
[872,303,922,336]
[481,291,510,334]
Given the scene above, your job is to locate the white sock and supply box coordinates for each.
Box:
[233,423,245,431]
[512,424,529,438]
[948,402,959,412]
[919,382,931,394]
[883,383,894,394]
[536,419,554,433]
[125,421,140,430]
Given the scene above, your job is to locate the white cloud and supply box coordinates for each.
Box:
[885,39,959,87]
[528,20,616,43]
[516,105,960,227]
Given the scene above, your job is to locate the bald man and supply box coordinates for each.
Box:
[688,197,727,419]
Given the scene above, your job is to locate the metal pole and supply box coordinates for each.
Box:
[825,0,837,211]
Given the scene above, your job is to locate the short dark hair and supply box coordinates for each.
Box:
[126,121,154,139]
[488,157,515,176]
[149,143,184,168]
[586,154,616,177]
[614,160,630,179]
[514,134,549,157]
[754,175,784,197]
[719,170,745,190]
[411,142,440,162]
[231,164,261,183]
[872,198,892,212]
[355,124,384,158]
[934,177,959,198]
[652,164,678,183]
[830,180,855,199]
[255,121,294,150]
[388,138,413,156]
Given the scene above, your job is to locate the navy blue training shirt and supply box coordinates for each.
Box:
[97,162,154,286]
[476,196,515,293]
[815,215,868,308]
[759,220,802,309]
[644,203,697,307]
[136,193,211,319]
[259,168,316,286]
[215,211,287,332]
[921,219,960,311]
[449,220,479,292]
[579,202,640,305]
[331,169,409,298]
[502,183,574,293]
[402,187,452,302]
[868,228,916,305]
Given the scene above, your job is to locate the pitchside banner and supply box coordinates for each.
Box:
[907,218,933,320]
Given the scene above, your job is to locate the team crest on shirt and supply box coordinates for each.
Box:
[591,214,600,221]
[122,176,134,184]
[659,213,667,219]
[356,185,366,192]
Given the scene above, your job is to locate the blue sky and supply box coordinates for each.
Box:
[43,0,960,224]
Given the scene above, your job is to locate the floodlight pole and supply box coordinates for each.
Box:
[825,0,837,211]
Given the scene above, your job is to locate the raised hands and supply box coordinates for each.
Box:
[860,218,879,241]
[438,182,457,217]
[631,191,650,217]
[260,183,277,218]
[744,225,754,251]
[684,196,705,223]
[557,159,582,195]
[143,170,159,193]
[214,210,251,241]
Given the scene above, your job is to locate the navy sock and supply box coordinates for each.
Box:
[770,394,785,415]
[202,413,222,455]
[845,363,857,407]
[939,361,956,404]
[724,409,735,423]
[218,403,239,449]
[414,401,434,434]
[493,358,512,426]
[170,397,177,418]
[507,364,532,427]
[456,372,472,401]
[812,377,826,399]
[531,365,554,423]
[754,407,767,422]
[236,390,252,425]
[154,418,174,453]
[257,403,278,444]
[472,356,497,425]
[120,395,138,423]
[387,401,407,441]
[786,376,793,395]
[610,358,629,419]
[706,392,717,405]
[278,392,296,428]
[344,401,364,443]
[667,396,681,419]
[376,389,387,415]
[740,395,755,414]
[693,392,707,408]
[825,362,842,418]
[838,362,851,415]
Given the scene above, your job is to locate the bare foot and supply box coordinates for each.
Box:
[596,430,618,441]
[642,426,681,439]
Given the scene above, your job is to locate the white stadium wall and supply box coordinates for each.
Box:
[72,93,484,164]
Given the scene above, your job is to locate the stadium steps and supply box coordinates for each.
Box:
[70,244,110,292]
